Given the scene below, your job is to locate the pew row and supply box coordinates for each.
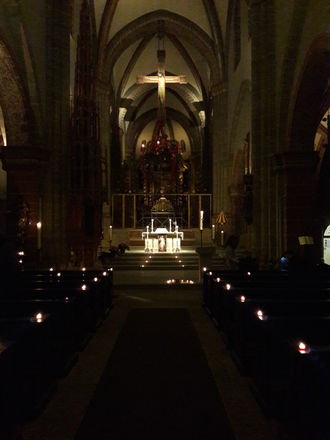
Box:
[202,269,330,439]
[0,268,113,437]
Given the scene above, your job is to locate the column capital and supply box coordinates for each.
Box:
[211,81,227,97]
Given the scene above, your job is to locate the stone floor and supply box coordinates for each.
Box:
[23,284,280,440]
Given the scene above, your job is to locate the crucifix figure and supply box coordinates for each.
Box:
[136,36,187,122]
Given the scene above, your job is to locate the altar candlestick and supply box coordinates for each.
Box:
[109,225,113,242]
[221,230,225,246]
[151,219,154,233]
[212,224,215,240]
[200,211,204,231]
[176,226,179,252]
[169,219,172,232]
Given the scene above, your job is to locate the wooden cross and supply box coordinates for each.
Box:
[136,48,187,122]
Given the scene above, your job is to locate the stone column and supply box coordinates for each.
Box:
[229,183,245,236]
[249,0,277,266]
[211,82,229,216]
[1,146,50,267]
[43,0,71,268]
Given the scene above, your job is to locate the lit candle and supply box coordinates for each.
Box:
[37,221,42,249]
[221,230,224,246]
[200,211,204,231]
[109,225,113,242]
[151,219,154,233]
[212,224,215,240]
[169,219,172,232]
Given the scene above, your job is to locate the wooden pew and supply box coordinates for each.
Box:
[15,269,113,330]
[250,315,330,421]
[202,269,330,438]
[0,271,113,426]
[0,313,57,427]
[230,295,330,374]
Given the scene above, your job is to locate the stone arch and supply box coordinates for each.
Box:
[102,10,221,88]
[0,36,31,146]
[279,33,330,260]
[289,33,330,152]
[126,107,199,159]
[121,85,200,130]
[115,35,153,107]
[201,0,225,78]
[277,1,311,149]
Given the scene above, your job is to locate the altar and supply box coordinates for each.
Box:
[142,226,184,253]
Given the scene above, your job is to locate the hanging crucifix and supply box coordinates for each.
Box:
[136,33,187,122]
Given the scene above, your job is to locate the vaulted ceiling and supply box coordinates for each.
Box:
[72,0,229,159]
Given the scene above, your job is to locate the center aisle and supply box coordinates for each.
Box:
[23,286,279,440]
[75,307,234,439]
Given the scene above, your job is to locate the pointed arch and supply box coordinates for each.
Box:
[102,10,221,88]
[289,33,330,152]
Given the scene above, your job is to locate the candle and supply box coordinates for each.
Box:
[109,225,112,241]
[221,230,224,246]
[212,224,215,240]
[151,219,154,233]
[37,221,42,249]
[200,211,204,231]
[169,219,172,232]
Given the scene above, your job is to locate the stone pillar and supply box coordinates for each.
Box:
[229,183,245,236]
[43,0,71,269]
[211,82,229,216]
[273,151,320,260]
[1,146,50,267]
[249,0,277,266]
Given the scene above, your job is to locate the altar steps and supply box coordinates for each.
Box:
[106,251,200,285]
[106,252,199,271]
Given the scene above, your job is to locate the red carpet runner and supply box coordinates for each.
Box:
[75,308,234,439]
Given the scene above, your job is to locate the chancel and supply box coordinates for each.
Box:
[0,1,329,439]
